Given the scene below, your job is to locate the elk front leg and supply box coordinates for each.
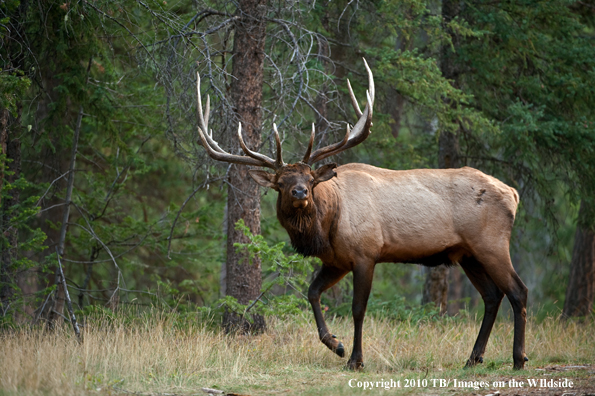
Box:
[347,262,375,370]
[308,265,348,357]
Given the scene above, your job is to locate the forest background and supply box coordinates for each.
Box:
[1,0,595,334]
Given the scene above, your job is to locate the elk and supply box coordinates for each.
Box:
[195,60,528,370]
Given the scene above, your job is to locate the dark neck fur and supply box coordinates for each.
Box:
[277,197,330,257]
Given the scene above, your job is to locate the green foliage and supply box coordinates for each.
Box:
[329,294,441,322]
[367,296,441,322]
[214,219,316,320]
[455,0,595,220]
[0,73,30,116]
[1,0,594,327]
[1,0,232,322]
[370,47,497,136]
[234,219,315,294]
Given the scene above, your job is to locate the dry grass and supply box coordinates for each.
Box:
[1,311,594,395]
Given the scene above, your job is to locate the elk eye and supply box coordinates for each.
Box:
[309,178,314,183]
[278,183,284,188]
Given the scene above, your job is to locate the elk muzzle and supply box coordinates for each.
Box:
[291,187,309,208]
[292,187,308,199]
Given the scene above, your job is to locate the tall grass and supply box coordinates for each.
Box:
[1,310,593,395]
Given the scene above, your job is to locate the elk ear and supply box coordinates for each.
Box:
[313,163,337,186]
[249,170,277,190]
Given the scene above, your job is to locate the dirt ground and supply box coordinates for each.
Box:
[465,365,595,396]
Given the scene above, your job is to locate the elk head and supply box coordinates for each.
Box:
[248,161,338,210]
[195,59,375,212]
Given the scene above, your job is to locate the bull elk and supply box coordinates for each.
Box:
[195,60,528,370]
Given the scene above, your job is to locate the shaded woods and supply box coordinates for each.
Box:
[1,0,594,351]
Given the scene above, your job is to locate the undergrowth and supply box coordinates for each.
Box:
[1,309,593,396]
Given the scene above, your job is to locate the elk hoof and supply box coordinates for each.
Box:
[513,359,526,370]
[335,342,345,358]
[347,360,364,370]
[464,356,483,368]
[513,354,528,370]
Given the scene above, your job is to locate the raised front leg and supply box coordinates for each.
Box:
[308,265,348,357]
[347,262,375,370]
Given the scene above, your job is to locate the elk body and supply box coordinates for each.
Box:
[195,61,529,370]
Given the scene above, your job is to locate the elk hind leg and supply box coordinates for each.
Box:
[308,265,348,357]
[475,251,529,370]
[460,257,504,367]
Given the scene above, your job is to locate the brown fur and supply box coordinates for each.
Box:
[277,205,330,257]
[264,163,339,257]
[199,59,526,371]
[251,162,529,371]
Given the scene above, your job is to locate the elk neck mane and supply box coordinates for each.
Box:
[276,188,337,258]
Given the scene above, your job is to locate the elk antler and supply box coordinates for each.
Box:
[195,72,285,170]
[303,58,375,165]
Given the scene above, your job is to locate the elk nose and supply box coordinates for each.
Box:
[292,187,308,199]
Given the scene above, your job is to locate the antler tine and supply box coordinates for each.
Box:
[345,58,374,123]
[197,122,279,168]
[237,123,277,168]
[306,123,350,165]
[204,94,210,136]
[364,58,375,108]
[196,72,208,138]
[347,78,362,119]
[306,58,375,165]
[342,90,373,146]
[196,74,224,153]
[302,123,315,163]
[196,73,279,169]
[272,123,285,167]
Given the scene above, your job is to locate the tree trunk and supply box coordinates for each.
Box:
[0,0,33,322]
[563,201,595,317]
[389,28,410,139]
[0,109,8,208]
[47,104,84,328]
[422,0,461,314]
[0,105,22,318]
[422,265,449,313]
[223,0,267,333]
[447,266,464,315]
[315,9,330,137]
[0,108,12,314]
[220,202,228,297]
